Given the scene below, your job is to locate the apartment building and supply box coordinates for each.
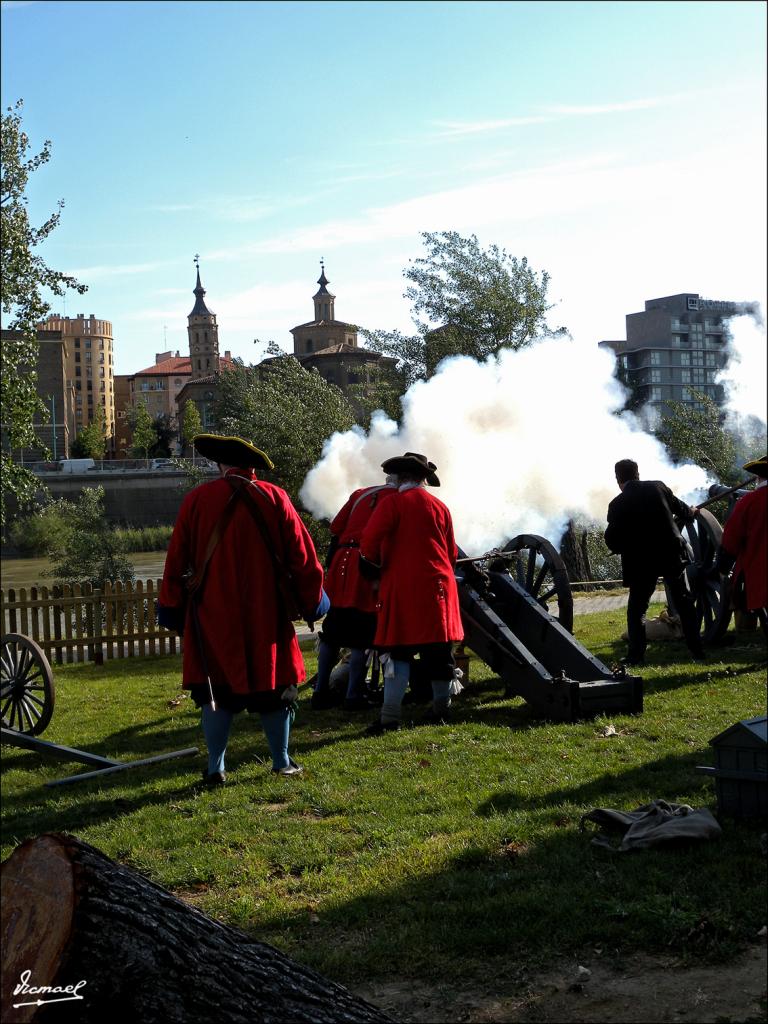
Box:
[41,313,116,450]
[0,327,76,461]
[599,293,747,416]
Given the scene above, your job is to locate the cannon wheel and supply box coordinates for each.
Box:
[1,633,55,736]
[668,509,731,644]
[496,534,574,632]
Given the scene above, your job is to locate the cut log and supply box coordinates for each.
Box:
[1,833,394,1024]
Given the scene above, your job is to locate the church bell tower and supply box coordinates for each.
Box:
[188,255,220,380]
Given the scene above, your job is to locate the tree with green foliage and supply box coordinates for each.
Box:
[655,390,740,485]
[362,231,565,389]
[149,412,176,457]
[130,402,158,462]
[215,358,356,499]
[49,486,134,588]
[71,406,107,460]
[1,100,87,528]
[214,358,356,551]
[181,399,203,455]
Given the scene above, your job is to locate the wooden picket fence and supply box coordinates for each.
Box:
[0,580,181,665]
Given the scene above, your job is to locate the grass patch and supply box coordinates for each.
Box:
[1,606,765,987]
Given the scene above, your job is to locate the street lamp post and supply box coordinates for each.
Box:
[49,394,57,460]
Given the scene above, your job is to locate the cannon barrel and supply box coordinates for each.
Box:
[696,478,753,511]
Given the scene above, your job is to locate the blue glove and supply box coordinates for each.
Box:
[314,589,331,619]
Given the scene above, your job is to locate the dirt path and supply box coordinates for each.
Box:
[353,943,767,1023]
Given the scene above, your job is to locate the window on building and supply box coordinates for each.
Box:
[672,334,688,346]
[651,369,662,383]
[306,339,313,352]
[99,367,105,377]
[671,318,682,330]
[87,380,93,391]
[100,382,106,392]
[85,339,91,349]
[650,387,663,401]
[74,338,80,348]
[680,352,691,366]
[99,340,104,349]
[687,297,699,310]
[705,335,722,347]
[74,352,80,363]
[85,352,91,363]
[650,352,661,365]
[692,351,704,366]
[681,370,691,384]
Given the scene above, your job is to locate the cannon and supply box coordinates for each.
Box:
[1,631,198,786]
[669,477,758,645]
[454,535,643,722]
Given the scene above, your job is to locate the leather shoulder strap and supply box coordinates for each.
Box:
[186,486,242,596]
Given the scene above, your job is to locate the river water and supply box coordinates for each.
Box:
[0,551,168,591]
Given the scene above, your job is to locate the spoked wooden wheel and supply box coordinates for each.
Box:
[668,509,731,644]
[493,534,574,632]
[0,633,55,736]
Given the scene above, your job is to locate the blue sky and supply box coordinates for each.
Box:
[2,0,765,375]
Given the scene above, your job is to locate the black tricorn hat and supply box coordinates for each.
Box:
[193,433,274,470]
[742,454,768,478]
[381,451,440,486]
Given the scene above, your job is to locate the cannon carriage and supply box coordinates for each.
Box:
[454,535,643,722]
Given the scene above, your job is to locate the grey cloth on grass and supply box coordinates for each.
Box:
[580,799,722,852]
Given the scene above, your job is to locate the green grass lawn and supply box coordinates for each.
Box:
[2,606,766,987]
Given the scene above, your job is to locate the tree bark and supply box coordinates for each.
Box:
[558,520,593,589]
[1,833,394,1024]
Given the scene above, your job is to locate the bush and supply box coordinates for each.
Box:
[9,502,73,557]
[114,525,173,553]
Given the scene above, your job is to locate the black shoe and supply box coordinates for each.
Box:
[201,770,227,787]
[311,690,342,710]
[364,719,401,736]
[422,708,451,725]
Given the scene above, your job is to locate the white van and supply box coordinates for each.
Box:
[59,458,96,474]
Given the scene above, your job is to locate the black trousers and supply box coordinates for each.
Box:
[626,568,702,661]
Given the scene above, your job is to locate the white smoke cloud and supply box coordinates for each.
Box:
[300,335,710,554]
[717,312,767,430]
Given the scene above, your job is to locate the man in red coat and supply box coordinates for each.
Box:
[311,473,399,710]
[719,455,767,636]
[359,452,464,733]
[159,434,326,784]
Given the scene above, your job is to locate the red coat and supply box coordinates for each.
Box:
[160,469,324,694]
[325,485,398,613]
[360,485,463,648]
[721,486,767,610]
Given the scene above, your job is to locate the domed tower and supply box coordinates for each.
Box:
[291,261,358,356]
[188,256,220,380]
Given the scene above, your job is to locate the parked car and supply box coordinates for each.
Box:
[150,458,177,471]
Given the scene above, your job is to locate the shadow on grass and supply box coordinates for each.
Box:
[256,806,764,980]
[474,748,715,817]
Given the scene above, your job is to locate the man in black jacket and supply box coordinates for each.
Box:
[605,459,704,665]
